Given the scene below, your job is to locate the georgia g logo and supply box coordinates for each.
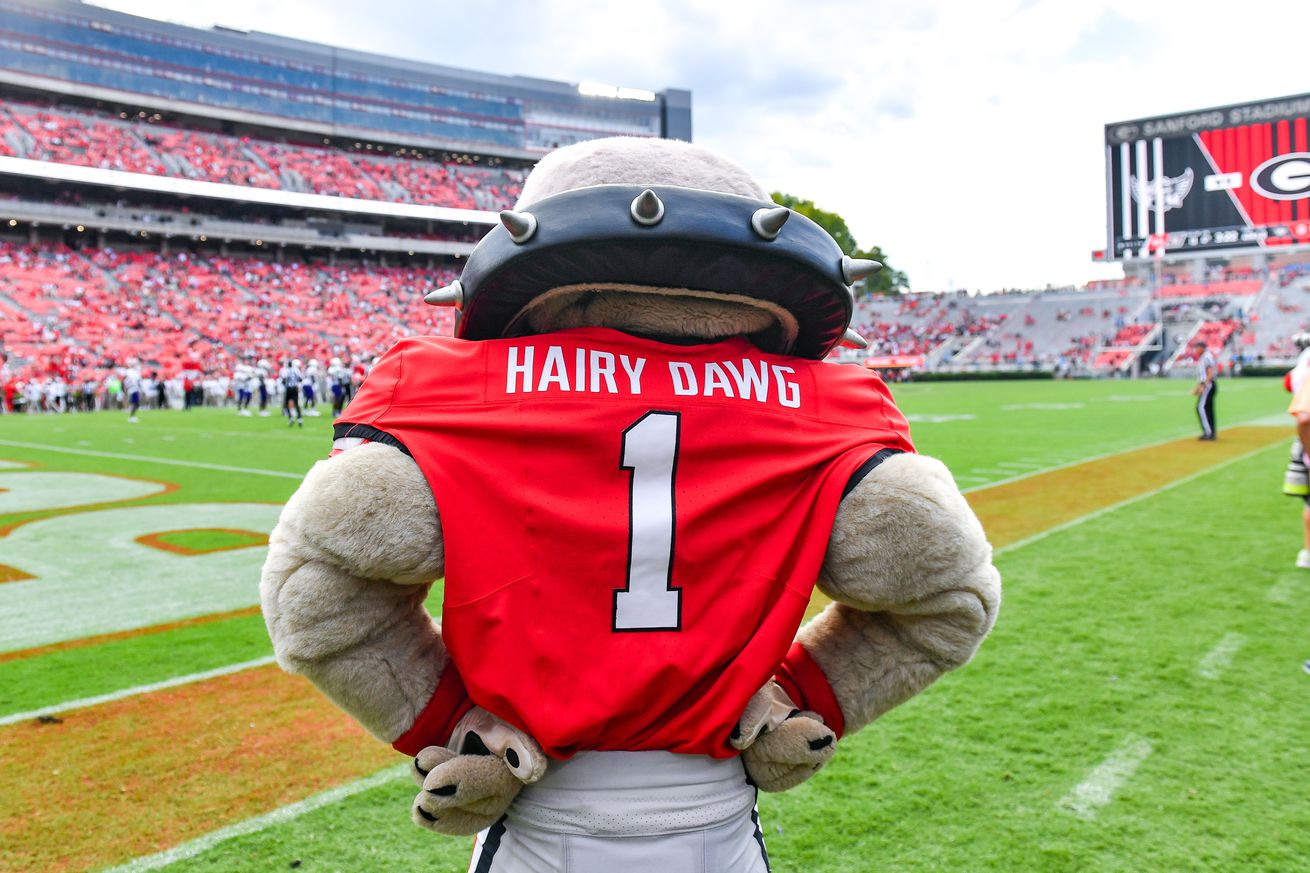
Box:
[1251,153,1310,200]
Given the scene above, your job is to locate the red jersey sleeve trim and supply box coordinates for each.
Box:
[391,661,476,756]
[774,641,846,739]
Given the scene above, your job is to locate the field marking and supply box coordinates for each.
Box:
[1058,734,1154,821]
[905,413,977,423]
[994,441,1280,557]
[0,656,276,726]
[1266,574,1303,604]
[0,502,282,651]
[1197,633,1246,680]
[12,431,1277,721]
[53,413,1286,868]
[1001,402,1085,410]
[961,413,1283,494]
[101,762,410,872]
[0,439,307,479]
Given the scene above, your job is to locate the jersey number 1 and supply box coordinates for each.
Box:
[613,411,682,631]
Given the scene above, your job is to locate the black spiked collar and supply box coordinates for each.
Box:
[427,184,878,360]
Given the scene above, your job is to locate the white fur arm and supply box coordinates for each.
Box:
[798,452,1001,736]
[260,442,447,743]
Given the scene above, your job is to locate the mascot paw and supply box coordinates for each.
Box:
[739,712,836,792]
[411,747,522,835]
[409,706,549,835]
[731,681,836,792]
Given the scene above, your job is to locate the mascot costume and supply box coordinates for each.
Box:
[261,137,1001,872]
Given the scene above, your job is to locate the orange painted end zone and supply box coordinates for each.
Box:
[0,563,34,584]
[0,666,397,873]
[805,426,1285,621]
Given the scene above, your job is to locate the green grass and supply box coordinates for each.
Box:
[157,441,1310,873]
[0,379,1300,872]
[148,528,269,553]
[0,613,271,716]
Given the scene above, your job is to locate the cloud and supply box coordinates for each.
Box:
[81,0,1310,290]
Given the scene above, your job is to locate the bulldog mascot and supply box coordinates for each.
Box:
[261,137,1000,872]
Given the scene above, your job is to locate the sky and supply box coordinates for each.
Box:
[84,0,1310,292]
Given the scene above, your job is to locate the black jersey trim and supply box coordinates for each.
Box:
[472,815,509,873]
[841,448,904,500]
[332,422,412,457]
[751,797,772,872]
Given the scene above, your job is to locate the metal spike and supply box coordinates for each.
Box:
[499,209,537,244]
[751,206,790,240]
[840,328,869,349]
[423,280,464,309]
[630,189,665,226]
[841,256,883,285]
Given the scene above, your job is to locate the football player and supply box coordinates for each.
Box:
[122,360,142,423]
[303,358,322,416]
[280,358,304,428]
[256,359,272,417]
[328,356,350,416]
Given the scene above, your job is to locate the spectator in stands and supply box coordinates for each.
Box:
[1192,340,1217,440]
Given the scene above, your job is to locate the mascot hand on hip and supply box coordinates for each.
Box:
[261,136,1000,872]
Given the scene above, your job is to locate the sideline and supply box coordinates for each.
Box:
[993,440,1280,557]
[0,439,308,479]
[961,411,1282,494]
[13,434,1281,718]
[0,656,276,727]
[101,763,410,872]
[94,438,1289,870]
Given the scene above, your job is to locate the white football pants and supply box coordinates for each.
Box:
[467,751,770,873]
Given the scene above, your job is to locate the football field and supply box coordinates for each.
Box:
[1,377,1306,872]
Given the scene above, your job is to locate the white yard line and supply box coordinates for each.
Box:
[0,439,307,479]
[0,656,276,727]
[1267,575,1302,604]
[81,422,1285,869]
[102,763,411,872]
[1197,633,1246,681]
[1058,734,1154,821]
[994,442,1280,557]
[2,435,1279,727]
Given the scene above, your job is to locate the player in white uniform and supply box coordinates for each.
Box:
[328,357,350,417]
[280,359,304,428]
[233,364,253,416]
[302,359,322,416]
[256,359,272,417]
[122,363,143,423]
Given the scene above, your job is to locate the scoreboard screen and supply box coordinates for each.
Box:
[1106,93,1310,259]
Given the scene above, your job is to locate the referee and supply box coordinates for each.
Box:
[1192,339,1217,440]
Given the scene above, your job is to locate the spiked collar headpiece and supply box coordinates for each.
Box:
[425,185,879,359]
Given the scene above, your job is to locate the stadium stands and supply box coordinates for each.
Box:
[1092,323,1159,371]
[0,98,527,209]
[0,240,456,385]
[5,88,1310,398]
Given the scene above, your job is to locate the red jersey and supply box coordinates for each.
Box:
[337,327,914,758]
